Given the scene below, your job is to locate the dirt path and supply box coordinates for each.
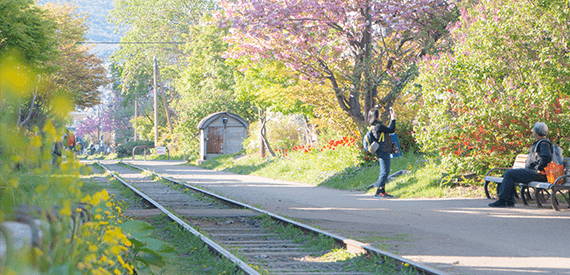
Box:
[103,160,570,275]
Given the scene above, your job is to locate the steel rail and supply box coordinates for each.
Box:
[120,161,448,275]
[95,162,261,275]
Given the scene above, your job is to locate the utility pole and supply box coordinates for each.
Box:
[134,94,138,141]
[153,56,158,147]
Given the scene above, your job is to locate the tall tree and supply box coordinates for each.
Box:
[218,0,457,129]
[174,22,255,155]
[110,0,217,145]
[17,3,110,128]
[0,0,56,66]
[41,3,109,109]
[110,0,215,99]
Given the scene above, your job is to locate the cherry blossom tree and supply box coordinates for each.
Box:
[76,92,133,144]
[218,0,457,128]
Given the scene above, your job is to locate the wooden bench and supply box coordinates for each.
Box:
[484,155,570,211]
[483,154,527,200]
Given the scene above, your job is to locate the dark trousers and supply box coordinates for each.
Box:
[499,168,547,202]
[374,151,391,189]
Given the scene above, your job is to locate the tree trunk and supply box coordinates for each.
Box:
[18,76,40,128]
[258,109,276,157]
[259,109,266,157]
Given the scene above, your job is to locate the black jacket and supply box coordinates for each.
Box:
[371,119,396,153]
[525,138,553,172]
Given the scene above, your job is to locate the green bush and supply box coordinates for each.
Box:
[116,140,155,158]
[414,0,570,174]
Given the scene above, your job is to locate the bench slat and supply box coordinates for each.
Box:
[527,182,553,189]
[512,154,527,169]
[483,176,503,184]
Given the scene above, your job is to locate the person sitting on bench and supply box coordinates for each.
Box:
[489,122,552,208]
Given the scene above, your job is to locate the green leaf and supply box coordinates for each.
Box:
[119,220,155,238]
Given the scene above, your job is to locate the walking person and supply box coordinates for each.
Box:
[489,122,552,207]
[366,106,397,198]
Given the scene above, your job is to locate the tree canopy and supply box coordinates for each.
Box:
[218,0,457,129]
[0,0,56,66]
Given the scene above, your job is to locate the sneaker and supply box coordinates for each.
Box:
[374,192,395,199]
[488,200,515,208]
[366,184,376,192]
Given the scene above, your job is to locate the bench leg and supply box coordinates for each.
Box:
[551,188,570,211]
[520,186,531,205]
[484,181,498,199]
[534,188,552,208]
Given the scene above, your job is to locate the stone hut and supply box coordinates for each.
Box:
[197,112,249,161]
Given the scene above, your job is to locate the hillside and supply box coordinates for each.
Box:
[37,0,123,60]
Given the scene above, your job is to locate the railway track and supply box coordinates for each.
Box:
[96,161,445,275]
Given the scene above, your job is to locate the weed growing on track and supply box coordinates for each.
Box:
[143,214,244,274]
[257,216,421,274]
[259,215,335,251]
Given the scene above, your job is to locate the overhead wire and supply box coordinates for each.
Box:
[77,41,184,44]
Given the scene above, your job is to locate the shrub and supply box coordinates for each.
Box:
[414,0,570,174]
[115,140,155,158]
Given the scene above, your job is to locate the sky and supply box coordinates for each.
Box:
[37,0,123,60]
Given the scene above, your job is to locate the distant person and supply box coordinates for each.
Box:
[67,131,76,151]
[52,140,63,166]
[366,106,397,198]
[489,122,551,207]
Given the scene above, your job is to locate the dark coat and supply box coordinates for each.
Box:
[371,119,396,153]
[525,138,553,172]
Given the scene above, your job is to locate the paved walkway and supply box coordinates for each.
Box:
[108,160,570,275]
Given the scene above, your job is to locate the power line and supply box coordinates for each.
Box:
[77,41,184,44]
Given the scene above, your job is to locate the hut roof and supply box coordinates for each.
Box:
[197,112,249,129]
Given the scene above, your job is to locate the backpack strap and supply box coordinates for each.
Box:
[536,139,553,154]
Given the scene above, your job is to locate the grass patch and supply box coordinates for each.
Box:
[198,150,483,198]
[144,214,243,274]
[259,215,335,251]
[257,215,419,274]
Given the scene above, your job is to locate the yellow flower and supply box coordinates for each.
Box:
[117,255,126,266]
[110,245,127,254]
[60,201,72,216]
[33,247,44,257]
[85,254,97,263]
[113,269,121,275]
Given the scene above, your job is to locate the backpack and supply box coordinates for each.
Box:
[362,129,379,154]
[67,133,76,147]
[536,139,564,165]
